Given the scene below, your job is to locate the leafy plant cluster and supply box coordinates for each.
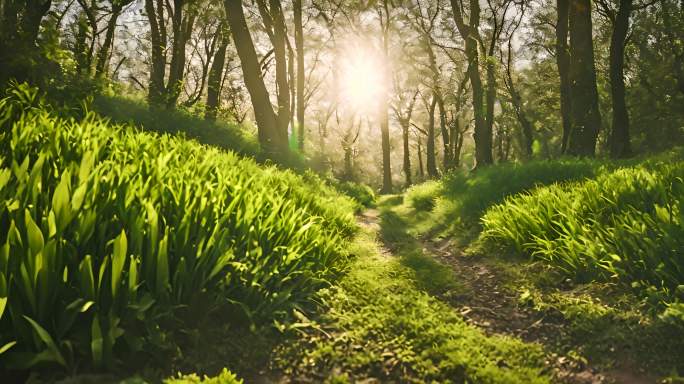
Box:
[0,85,356,372]
[332,181,376,209]
[480,159,684,306]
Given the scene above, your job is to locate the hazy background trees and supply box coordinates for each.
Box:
[1,0,682,190]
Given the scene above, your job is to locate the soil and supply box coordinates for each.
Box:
[358,208,658,384]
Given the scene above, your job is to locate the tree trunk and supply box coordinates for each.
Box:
[269,0,291,147]
[294,0,305,152]
[567,0,602,156]
[205,26,229,121]
[95,4,123,78]
[450,0,492,168]
[426,95,438,178]
[417,137,425,179]
[166,0,193,109]
[145,0,166,105]
[437,96,451,170]
[485,58,497,157]
[224,0,283,155]
[556,0,572,154]
[402,121,412,187]
[380,2,392,193]
[608,0,633,158]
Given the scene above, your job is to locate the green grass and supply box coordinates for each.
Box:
[376,195,462,297]
[0,84,357,373]
[480,160,684,306]
[92,93,260,158]
[333,181,376,209]
[274,227,551,383]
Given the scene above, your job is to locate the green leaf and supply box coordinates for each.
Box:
[79,151,95,184]
[156,233,169,295]
[25,210,44,257]
[0,297,7,320]
[111,230,127,300]
[91,316,103,367]
[128,256,138,299]
[23,315,66,367]
[0,341,16,355]
[52,171,72,232]
[79,255,95,300]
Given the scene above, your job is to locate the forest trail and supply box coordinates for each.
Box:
[358,202,656,384]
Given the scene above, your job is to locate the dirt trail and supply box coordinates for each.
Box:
[360,208,655,384]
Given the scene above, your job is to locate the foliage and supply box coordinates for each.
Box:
[275,228,550,383]
[0,85,356,371]
[480,157,684,306]
[333,181,376,208]
[92,93,260,157]
[165,369,242,384]
[405,181,441,211]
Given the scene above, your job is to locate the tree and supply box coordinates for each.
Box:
[596,0,658,158]
[223,0,287,155]
[205,22,230,120]
[145,0,196,108]
[450,0,493,168]
[566,0,602,156]
[555,0,573,153]
[500,5,534,158]
[0,0,53,85]
[96,0,135,78]
[377,0,393,192]
[392,88,419,186]
[294,0,306,151]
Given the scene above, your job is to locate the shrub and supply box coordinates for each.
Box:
[439,159,599,221]
[165,369,242,384]
[92,94,260,157]
[480,162,684,304]
[0,85,356,371]
[405,181,441,211]
[334,181,376,208]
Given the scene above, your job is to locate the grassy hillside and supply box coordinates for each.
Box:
[0,85,356,375]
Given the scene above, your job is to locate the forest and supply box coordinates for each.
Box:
[0,0,683,382]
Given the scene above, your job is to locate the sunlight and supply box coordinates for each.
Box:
[337,43,387,114]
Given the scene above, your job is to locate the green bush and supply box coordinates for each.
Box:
[440,159,599,220]
[0,85,356,371]
[92,94,260,157]
[334,181,376,208]
[480,162,684,304]
[165,369,242,384]
[405,181,441,211]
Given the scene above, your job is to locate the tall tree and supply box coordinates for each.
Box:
[96,0,134,78]
[378,0,393,192]
[450,0,493,168]
[425,93,439,178]
[555,0,573,154]
[392,89,419,186]
[223,0,286,154]
[205,22,230,120]
[566,0,602,156]
[294,0,306,151]
[597,0,656,158]
[145,0,195,108]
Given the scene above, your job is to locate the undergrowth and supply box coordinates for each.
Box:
[480,160,684,307]
[0,84,356,374]
[274,227,551,383]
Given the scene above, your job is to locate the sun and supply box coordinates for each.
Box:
[337,43,387,114]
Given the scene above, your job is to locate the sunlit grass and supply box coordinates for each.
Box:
[0,85,356,372]
[276,227,550,383]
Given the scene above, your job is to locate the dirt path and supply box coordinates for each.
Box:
[361,207,655,384]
